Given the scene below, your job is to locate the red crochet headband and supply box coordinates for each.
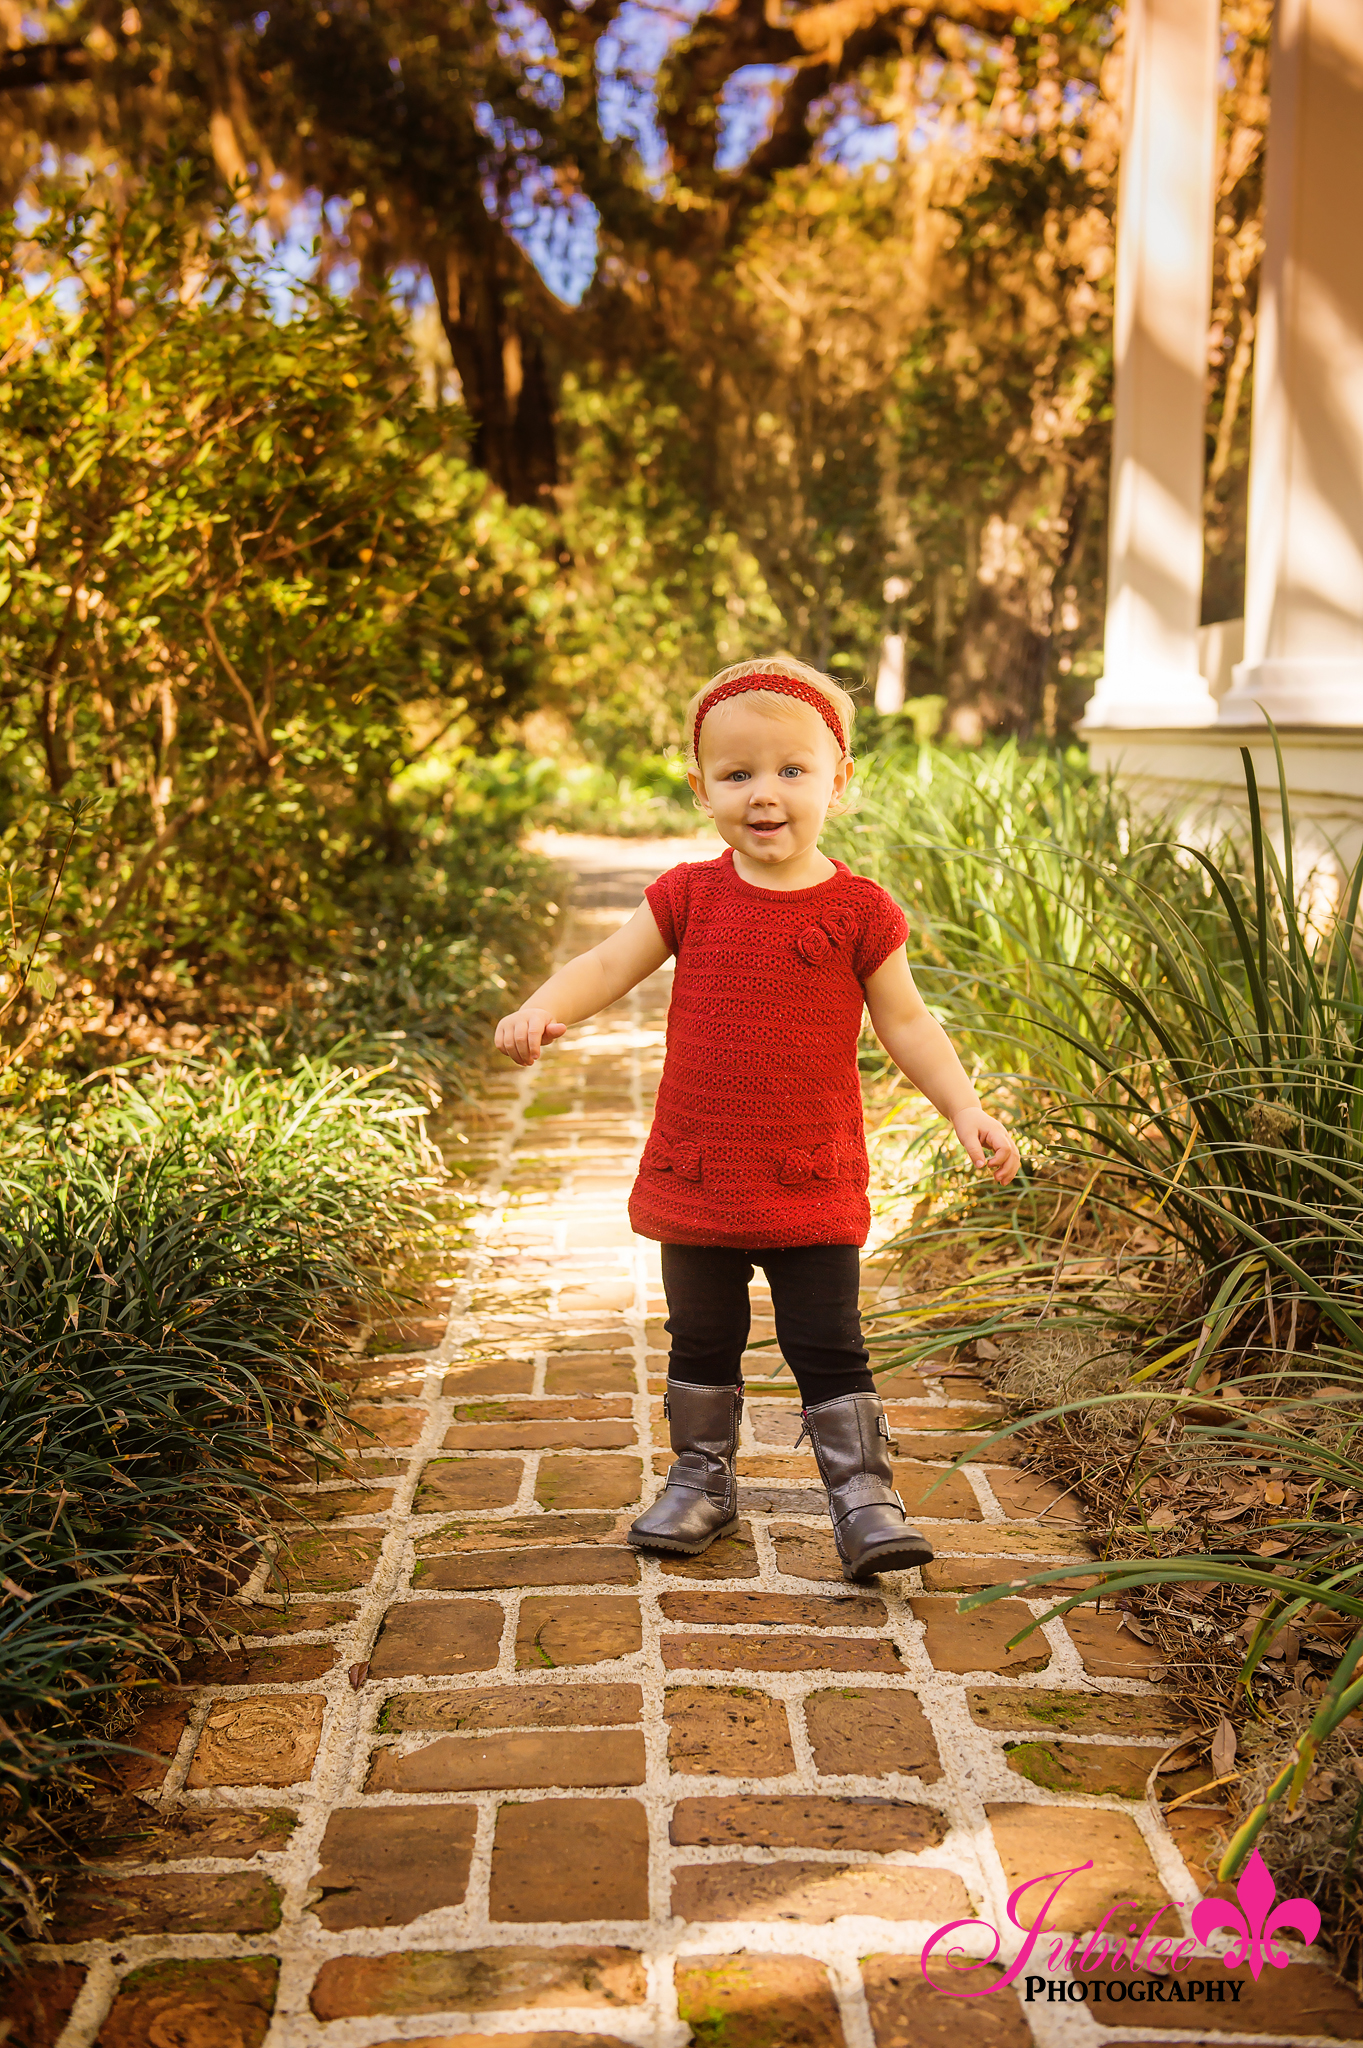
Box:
[692,674,847,755]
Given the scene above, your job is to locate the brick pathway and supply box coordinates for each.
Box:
[22,840,1363,2048]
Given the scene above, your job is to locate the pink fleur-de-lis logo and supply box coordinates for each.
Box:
[1190,1849,1321,1978]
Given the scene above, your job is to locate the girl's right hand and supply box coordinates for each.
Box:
[494,1006,567,1065]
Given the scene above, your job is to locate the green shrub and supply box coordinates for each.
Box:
[0,1050,441,1951]
[269,806,562,1096]
[0,169,555,1001]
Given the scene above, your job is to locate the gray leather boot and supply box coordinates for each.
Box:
[800,1390,934,1580]
[627,1380,742,1555]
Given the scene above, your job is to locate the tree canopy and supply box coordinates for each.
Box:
[3,0,1091,501]
[0,2,1272,747]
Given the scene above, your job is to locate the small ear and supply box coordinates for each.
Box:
[687,766,712,814]
[826,751,856,814]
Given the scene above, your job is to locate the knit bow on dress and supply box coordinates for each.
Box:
[647,1134,702,1181]
[779,1143,840,1185]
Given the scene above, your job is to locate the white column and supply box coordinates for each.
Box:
[1082,0,1220,730]
[1219,0,1363,727]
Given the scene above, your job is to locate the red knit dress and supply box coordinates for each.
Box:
[628,849,908,1249]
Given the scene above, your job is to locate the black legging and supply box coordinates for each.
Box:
[660,1242,875,1408]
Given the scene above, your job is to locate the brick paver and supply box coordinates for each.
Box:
[28,837,1362,2047]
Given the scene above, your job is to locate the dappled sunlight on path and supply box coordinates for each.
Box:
[22,840,1363,2048]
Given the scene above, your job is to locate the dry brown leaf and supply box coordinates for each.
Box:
[1211,1716,1237,1778]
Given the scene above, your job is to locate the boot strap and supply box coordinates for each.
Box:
[664,1462,732,1501]
[829,1475,904,1526]
[664,1387,743,1426]
[663,1464,708,1492]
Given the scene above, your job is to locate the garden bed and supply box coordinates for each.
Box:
[849,739,1363,1981]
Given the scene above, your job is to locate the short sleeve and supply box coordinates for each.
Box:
[852,883,908,984]
[644,865,689,956]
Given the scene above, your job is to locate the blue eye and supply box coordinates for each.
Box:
[780,765,803,777]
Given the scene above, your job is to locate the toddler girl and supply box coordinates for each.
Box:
[495,655,1019,1580]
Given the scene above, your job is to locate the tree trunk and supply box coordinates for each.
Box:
[432,242,558,507]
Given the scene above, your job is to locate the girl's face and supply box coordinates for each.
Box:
[690,693,852,870]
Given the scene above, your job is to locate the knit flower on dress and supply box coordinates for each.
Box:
[796,923,832,964]
[821,906,859,947]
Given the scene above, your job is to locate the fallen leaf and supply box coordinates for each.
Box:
[1211,1717,1237,1779]
[1256,1540,1292,1556]
[348,1661,369,1689]
[1206,1505,1249,1524]
[1146,1507,1179,1530]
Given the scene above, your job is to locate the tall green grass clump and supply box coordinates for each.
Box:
[828,736,1242,1085]
[849,736,1363,1924]
[859,740,1362,1354]
[848,734,1363,1393]
[0,1052,439,1949]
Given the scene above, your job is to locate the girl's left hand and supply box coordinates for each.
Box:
[952,1108,1021,1185]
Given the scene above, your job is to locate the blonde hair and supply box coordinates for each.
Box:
[683,653,857,771]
